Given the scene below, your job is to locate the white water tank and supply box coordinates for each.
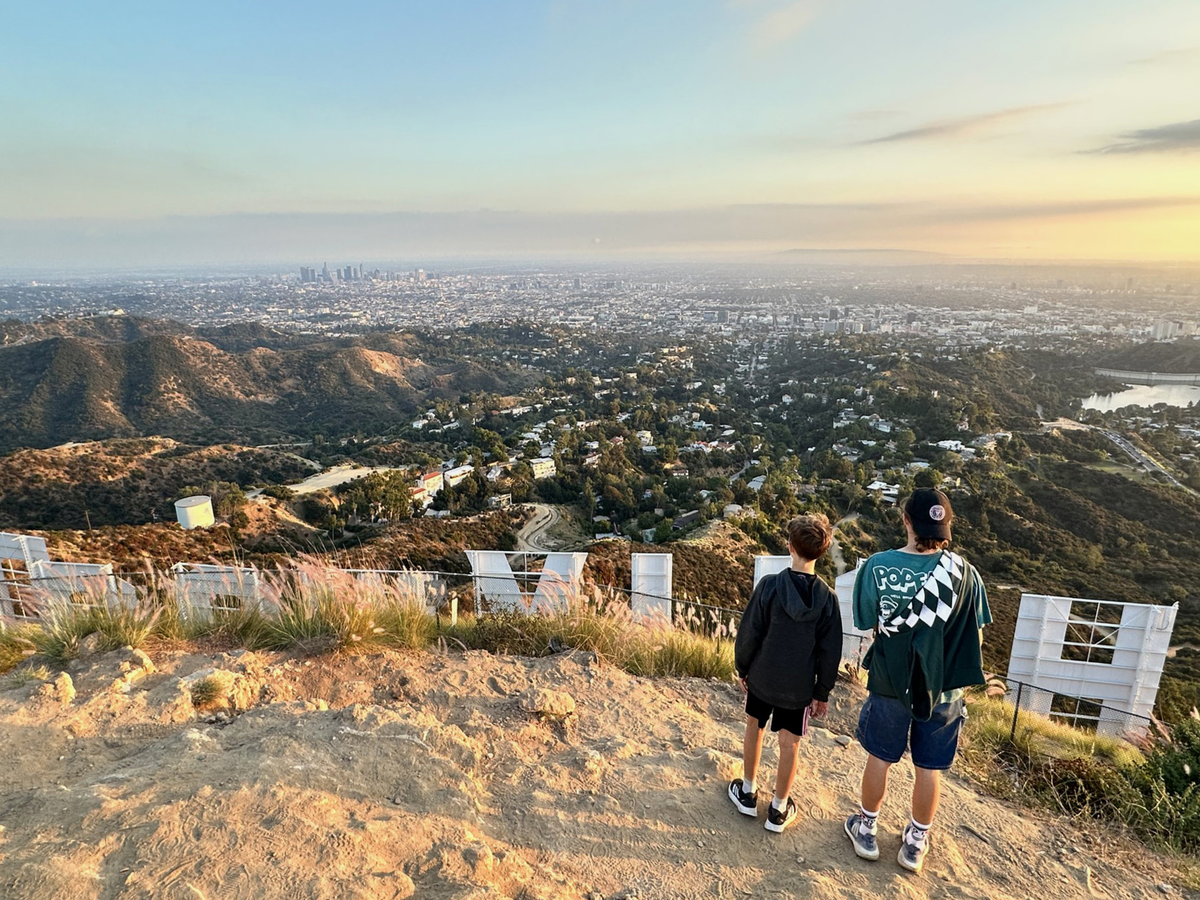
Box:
[175,496,215,530]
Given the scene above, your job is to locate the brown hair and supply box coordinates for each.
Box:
[786,514,833,561]
[909,533,950,553]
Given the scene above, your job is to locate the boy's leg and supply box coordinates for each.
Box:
[774,728,800,804]
[847,693,910,862]
[742,714,766,788]
[764,725,802,832]
[899,699,963,873]
[912,766,941,826]
[861,753,890,814]
[730,714,766,816]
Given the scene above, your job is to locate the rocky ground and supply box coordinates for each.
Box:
[0,642,1190,899]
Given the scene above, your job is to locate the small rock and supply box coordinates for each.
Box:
[53,672,76,704]
[461,842,493,874]
[79,633,103,656]
[1157,885,1173,895]
[796,856,805,865]
[393,872,416,899]
[834,735,852,747]
[181,667,218,686]
[35,672,76,705]
[520,688,575,720]
[118,649,156,675]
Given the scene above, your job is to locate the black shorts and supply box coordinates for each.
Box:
[745,690,810,736]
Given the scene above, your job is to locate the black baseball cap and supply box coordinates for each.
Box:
[905,488,953,542]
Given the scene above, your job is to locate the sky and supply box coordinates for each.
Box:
[1,0,1199,268]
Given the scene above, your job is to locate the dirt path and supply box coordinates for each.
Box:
[829,514,859,577]
[0,646,1187,900]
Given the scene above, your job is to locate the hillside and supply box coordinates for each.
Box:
[0,438,315,530]
[0,645,1188,900]
[1097,338,1200,374]
[586,524,760,612]
[0,326,523,451]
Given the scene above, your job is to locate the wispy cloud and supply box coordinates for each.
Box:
[916,196,1200,223]
[744,1,825,52]
[860,103,1071,145]
[1087,119,1200,154]
[1128,46,1200,66]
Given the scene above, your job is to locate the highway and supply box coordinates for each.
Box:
[1095,429,1198,497]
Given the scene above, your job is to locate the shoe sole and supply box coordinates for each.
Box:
[727,785,757,817]
[844,818,881,860]
[897,844,926,873]
[764,815,795,833]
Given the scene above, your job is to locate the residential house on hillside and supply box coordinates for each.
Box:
[444,464,474,487]
[530,458,557,480]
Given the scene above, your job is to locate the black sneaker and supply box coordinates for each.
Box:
[727,779,758,817]
[764,797,797,833]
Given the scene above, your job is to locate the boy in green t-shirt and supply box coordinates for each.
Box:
[844,489,990,874]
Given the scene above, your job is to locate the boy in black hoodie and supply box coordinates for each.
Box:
[729,514,842,833]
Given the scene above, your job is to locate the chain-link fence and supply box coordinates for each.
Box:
[2,558,1156,743]
[1001,676,1154,742]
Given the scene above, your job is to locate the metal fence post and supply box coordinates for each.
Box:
[1010,681,1024,742]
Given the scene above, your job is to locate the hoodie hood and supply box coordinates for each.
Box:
[777,570,829,622]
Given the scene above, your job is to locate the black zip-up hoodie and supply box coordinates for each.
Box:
[734,569,842,710]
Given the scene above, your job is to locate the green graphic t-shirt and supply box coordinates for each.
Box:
[852,549,992,706]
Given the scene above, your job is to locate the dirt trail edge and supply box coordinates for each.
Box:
[0,646,1186,900]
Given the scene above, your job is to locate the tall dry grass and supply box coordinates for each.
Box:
[448,584,735,679]
[0,561,732,681]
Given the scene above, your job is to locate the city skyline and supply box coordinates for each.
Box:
[2,1,1200,267]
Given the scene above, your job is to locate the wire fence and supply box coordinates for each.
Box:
[2,560,877,670]
[998,675,1156,742]
[0,557,1162,745]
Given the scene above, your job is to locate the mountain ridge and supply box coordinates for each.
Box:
[0,326,521,452]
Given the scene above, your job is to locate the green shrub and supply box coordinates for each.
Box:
[201,605,276,649]
[1149,716,1200,797]
[93,601,160,651]
[963,696,1200,854]
[1126,716,1200,852]
[0,625,36,673]
[26,604,101,662]
[0,663,50,688]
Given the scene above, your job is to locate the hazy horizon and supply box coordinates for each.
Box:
[3,1,1199,268]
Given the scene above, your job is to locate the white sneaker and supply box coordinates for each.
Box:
[897,822,930,873]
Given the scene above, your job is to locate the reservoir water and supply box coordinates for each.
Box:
[1082,383,1200,412]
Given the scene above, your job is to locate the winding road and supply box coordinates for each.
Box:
[516,504,561,552]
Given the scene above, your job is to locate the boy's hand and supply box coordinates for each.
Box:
[809,700,828,718]
[739,676,748,694]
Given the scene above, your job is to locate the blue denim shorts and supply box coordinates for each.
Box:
[856,694,966,771]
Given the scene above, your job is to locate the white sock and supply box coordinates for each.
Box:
[771,794,788,812]
[742,776,756,795]
[860,806,879,832]
[909,818,931,845]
